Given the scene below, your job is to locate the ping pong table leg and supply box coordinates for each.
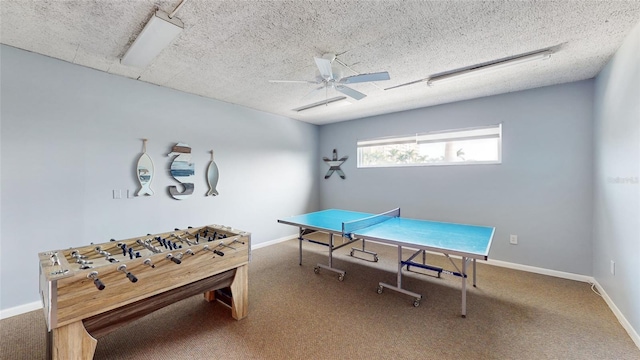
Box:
[377,245,422,307]
[396,245,402,288]
[314,233,346,281]
[298,228,303,266]
[329,233,333,268]
[349,239,379,262]
[461,257,467,318]
[473,258,477,287]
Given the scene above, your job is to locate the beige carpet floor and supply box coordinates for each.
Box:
[1,238,638,359]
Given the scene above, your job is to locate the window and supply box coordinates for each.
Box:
[357,124,501,168]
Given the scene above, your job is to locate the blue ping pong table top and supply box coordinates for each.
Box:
[278,209,376,233]
[278,209,494,259]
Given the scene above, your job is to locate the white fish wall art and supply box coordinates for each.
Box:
[206,150,219,196]
[136,139,154,196]
[167,143,195,200]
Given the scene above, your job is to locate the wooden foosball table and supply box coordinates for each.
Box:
[38,224,251,359]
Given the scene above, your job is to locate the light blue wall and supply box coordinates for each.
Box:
[319,81,594,275]
[0,45,320,310]
[594,21,640,340]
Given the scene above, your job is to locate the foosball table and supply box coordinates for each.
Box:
[38,224,251,360]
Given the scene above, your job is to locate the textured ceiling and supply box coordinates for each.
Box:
[2,1,640,125]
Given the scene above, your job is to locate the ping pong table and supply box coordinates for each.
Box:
[278,208,495,317]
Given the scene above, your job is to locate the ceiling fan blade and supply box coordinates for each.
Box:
[336,85,366,100]
[269,79,318,84]
[314,57,334,80]
[341,71,390,84]
[384,78,428,90]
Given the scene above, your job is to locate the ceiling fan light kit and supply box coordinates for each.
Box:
[426,50,553,86]
[121,9,184,68]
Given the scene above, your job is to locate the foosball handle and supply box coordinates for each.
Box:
[87,271,105,291]
[166,254,182,264]
[126,272,138,283]
[117,264,139,283]
[94,278,105,290]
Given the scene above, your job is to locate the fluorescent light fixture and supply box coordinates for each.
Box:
[292,96,348,112]
[121,9,184,68]
[427,50,552,86]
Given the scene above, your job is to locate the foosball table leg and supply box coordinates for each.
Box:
[50,321,97,360]
[230,264,248,320]
[203,289,216,302]
[202,265,248,320]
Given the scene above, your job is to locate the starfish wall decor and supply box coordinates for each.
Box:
[323,149,348,179]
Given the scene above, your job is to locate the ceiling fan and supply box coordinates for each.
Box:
[270,53,390,101]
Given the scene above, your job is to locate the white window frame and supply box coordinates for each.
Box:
[357,124,502,168]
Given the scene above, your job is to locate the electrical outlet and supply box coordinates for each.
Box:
[509,235,518,245]
[610,260,615,275]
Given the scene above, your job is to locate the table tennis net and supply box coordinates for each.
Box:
[342,208,400,236]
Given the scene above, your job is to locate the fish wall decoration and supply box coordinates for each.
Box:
[136,139,154,196]
[206,150,219,196]
[167,143,195,200]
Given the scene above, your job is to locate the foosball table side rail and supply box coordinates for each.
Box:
[83,265,245,338]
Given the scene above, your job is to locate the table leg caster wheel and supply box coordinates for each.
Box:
[338,274,345,282]
[349,251,354,257]
[413,299,421,307]
[313,267,319,274]
[374,256,379,262]
[377,285,383,294]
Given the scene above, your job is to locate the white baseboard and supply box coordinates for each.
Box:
[485,258,594,283]
[0,301,42,320]
[591,279,640,349]
[251,234,296,250]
